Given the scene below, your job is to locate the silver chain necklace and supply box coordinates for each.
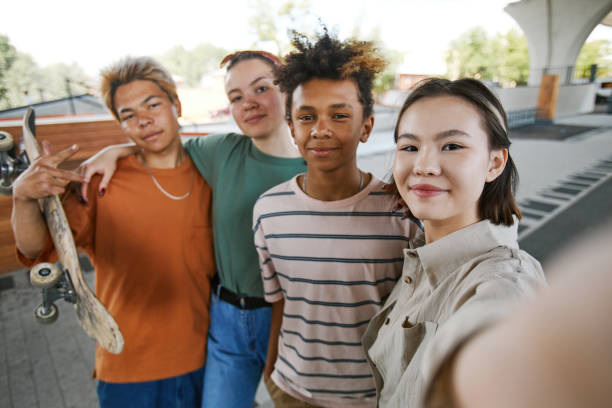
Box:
[141,158,194,201]
[301,171,364,195]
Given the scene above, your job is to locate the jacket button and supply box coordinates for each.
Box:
[407,252,418,258]
[403,276,412,284]
[384,318,390,325]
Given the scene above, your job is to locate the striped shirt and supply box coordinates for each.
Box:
[253,175,419,408]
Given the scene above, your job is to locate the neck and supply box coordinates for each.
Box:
[251,126,300,158]
[139,138,186,169]
[423,213,480,244]
[302,164,369,201]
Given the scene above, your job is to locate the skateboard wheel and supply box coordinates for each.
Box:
[0,181,12,196]
[0,131,14,152]
[30,263,61,288]
[34,303,59,325]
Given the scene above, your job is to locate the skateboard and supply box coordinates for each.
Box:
[1,108,124,354]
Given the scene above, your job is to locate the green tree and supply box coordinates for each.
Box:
[248,0,314,56]
[0,35,18,107]
[445,27,498,81]
[159,43,228,87]
[1,52,41,108]
[574,39,612,79]
[445,27,530,86]
[500,29,530,85]
[37,62,93,101]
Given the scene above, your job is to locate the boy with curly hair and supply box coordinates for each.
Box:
[252,30,419,407]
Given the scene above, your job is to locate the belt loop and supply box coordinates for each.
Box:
[215,282,222,297]
[240,297,246,309]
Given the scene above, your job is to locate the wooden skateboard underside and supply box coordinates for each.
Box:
[22,108,124,354]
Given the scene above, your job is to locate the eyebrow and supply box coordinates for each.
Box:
[227,75,270,95]
[397,129,470,141]
[295,103,354,111]
[117,95,158,115]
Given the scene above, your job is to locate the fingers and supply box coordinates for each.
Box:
[13,156,85,201]
[45,144,80,167]
[41,140,53,156]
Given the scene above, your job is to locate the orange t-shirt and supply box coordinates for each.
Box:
[19,155,215,383]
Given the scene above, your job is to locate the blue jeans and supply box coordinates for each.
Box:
[201,292,272,408]
[97,366,204,408]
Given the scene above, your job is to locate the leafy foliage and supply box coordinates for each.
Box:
[248,0,315,56]
[446,27,529,86]
[0,35,94,109]
[158,43,228,87]
[575,39,612,79]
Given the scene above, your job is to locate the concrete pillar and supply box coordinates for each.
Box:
[505,0,612,85]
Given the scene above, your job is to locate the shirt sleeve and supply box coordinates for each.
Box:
[184,133,229,188]
[422,255,545,408]
[252,200,283,303]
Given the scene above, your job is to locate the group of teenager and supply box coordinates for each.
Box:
[11,29,549,408]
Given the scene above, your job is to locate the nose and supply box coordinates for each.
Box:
[137,111,153,128]
[241,93,258,110]
[310,118,331,139]
[413,148,441,176]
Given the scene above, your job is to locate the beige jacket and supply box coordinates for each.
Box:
[362,219,546,407]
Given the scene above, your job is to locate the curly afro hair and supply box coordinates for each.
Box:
[275,29,387,121]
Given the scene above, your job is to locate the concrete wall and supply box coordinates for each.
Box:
[493,83,597,117]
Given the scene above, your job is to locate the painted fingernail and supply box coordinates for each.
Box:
[99,188,105,197]
[71,144,78,150]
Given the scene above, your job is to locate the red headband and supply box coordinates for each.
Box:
[219,50,282,69]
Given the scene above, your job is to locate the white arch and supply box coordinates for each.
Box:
[505,0,612,85]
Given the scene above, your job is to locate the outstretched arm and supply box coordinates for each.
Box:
[450,228,612,408]
[12,143,84,259]
[78,143,140,202]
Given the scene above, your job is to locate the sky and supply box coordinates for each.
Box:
[3,0,612,77]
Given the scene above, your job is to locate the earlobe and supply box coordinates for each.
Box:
[360,116,375,143]
[486,148,508,182]
[288,121,296,141]
[173,100,182,118]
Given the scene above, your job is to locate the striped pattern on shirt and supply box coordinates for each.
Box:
[253,175,419,407]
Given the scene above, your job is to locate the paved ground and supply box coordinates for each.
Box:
[0,111,611,408]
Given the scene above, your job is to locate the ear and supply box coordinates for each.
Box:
[486,148,508,183]
[173,99,182,118]
[359,115,374,143]
[288,120,296,141]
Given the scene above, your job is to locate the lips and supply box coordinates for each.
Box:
[307,146,339,157]
[142,130,163,142]
[410,184,448,198]
[244,114,266,124]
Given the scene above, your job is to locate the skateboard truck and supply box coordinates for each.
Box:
[0,130,29,195]
[30,262,77,325]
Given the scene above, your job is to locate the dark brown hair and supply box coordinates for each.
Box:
[220,50,282,71]
[394,78,521,226]
[275,29,387,121]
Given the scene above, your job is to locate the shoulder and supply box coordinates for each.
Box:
[457,246,546,305]
[253,178,297,214]
[184,132,247,151]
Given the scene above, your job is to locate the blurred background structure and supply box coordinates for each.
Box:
[1,0,611,407]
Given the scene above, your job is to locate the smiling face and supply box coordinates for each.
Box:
[289,78,373,173]
[393,95,506,234]
[224,58,285,140]
[114,79,182,155]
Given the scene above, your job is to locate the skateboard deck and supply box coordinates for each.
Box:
[21,107,124,354]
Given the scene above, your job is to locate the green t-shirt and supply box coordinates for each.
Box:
[184,133,306,297]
